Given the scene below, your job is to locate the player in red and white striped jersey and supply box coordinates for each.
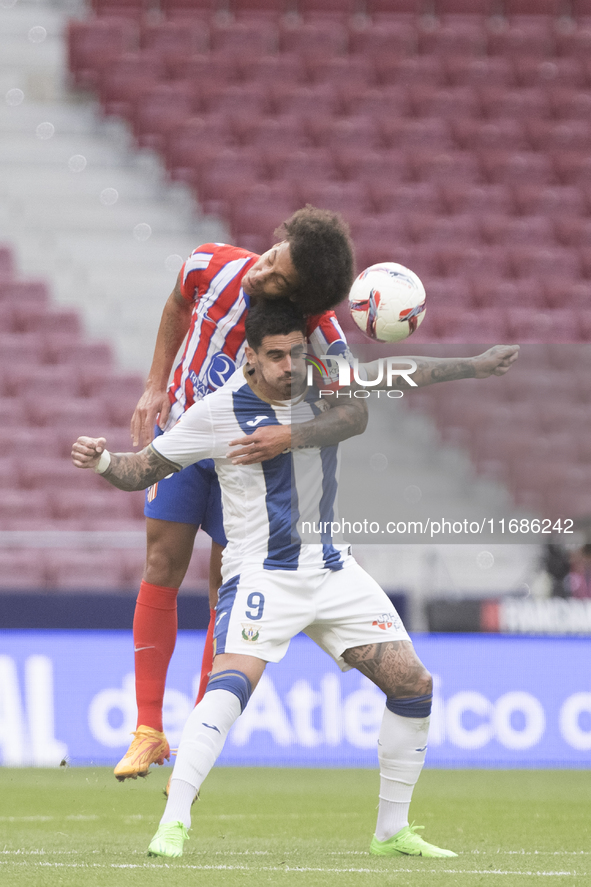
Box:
[114,207,363,781]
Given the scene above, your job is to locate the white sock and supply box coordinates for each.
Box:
[161,779,197,828]
[374,707,430,843]
[160,689,242,828]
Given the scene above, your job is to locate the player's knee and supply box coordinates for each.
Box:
[144,545,185,587]
[205,670,252,713]
[387,667,432,718]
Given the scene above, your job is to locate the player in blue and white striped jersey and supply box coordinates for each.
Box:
[73,300,459,862]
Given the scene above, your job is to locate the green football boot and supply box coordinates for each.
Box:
[370,823,457,858]
[147,821,189,858]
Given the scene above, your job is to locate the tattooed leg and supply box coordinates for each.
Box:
[342,640,432,698]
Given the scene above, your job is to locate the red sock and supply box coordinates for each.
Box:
[195,608,216,705]
[133,580,178,732]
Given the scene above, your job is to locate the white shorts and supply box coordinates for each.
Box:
[213,559,409,672]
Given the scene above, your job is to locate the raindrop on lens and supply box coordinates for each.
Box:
[5,88,24,106]
[165,254,183,273]
[100,188,118,206]
[133,223,152,241]
[477,551,494,570]
[404,485,422,504]
[68,154,87,172]
[36,122,54,140]
[28,26,47,43]
[370,453,388,472]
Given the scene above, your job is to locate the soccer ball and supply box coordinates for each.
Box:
[348,262,427,343]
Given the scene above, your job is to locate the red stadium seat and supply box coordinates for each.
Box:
[410,150,480,184]
[198,149,266,202]
[140,19,209,60]
[0,332,45,365]
[487,19,556,58]
[445,56,515,88]
[91,0,149,16]
[238,114,310,152]
[201,83,271,117]
[372,181,442,214]
[0,551,48,588]
[544,280,591,310]
[271,83,340,117]
[131,82,200,150]
[333,148,408,184]
[479,151,554,185]
[98,51,166,118]
[43,338,112,367]
[506,307,580,343]
[480,87,551,119]
[553,217,591,247]
[526,120,591,152]
[439,183,512,214]
[480,214,554,246]
[25,395,109,429]
[160,0,218,17]
[408,85,480,119]
[265,148,336,185]
[348,20,418,57]
[0,279,49,306]
[436,245,512,278]
[306,55,376,89]
[343,84,409,117]
[436,0,495,11]
[163,114,234,182]
[552,150,591,186]
[241,53,307,86]
[554,24,591,57]
[509,247,580,280]
[422,277,473,308]
[2,362,72,398]
[376,55,445,88]
[419,20,486,57]
[298,0,358,17]
[50,489,137,523]
[512,184,587,216]
[505,0,563,12]
[7,306,81,336]
[407,213,480,246]
[294,180,371,217]
[67,19,139,89]
[451,117,527,151]
[45,550,128,590]
[435,307,509,343]
[0,490,50,527]
[170,50,242,86]
[279,20,348,57]
[232,198,299,240]
[210,19,279,54]
[513,57,585,90]
[383,117,452,151]
[547,88,591,120]
[315,115,382,152]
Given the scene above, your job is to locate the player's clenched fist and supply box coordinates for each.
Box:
[71,436,107,470]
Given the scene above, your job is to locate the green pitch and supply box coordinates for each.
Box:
[0,767,588,887]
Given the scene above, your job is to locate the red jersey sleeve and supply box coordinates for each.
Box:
[305,310,353,390]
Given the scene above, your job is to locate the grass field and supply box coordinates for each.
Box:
[0,767,588,887]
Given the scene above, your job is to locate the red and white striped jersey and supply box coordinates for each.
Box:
[164,243,349,429]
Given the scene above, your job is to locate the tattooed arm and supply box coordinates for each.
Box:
[71,436,179,491]
[362,344,520,390]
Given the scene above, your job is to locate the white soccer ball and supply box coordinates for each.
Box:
[348,262,427,343]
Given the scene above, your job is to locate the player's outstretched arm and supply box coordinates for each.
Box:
[130,273,193,448]
[364,345,520,389]
[72,436,177,491]
[227,400,368,465]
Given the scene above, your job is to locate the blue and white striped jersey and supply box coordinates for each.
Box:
[151,367,351,581]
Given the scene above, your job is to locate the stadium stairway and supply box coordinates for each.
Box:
[0,0,227,373]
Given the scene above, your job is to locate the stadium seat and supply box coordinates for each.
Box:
[97,51,167,119]
[343,84,409,117]
[232,198,300,241]
[554,24,591,57]
[408,85,480,119]
[544,280,591,310]
[298,0,358,15]
[486,19,556,58]
[171,50,243,85]
[372,181,441,214]
[407,213,480,246]
[43,338,112,367]
[8,306,81,336]
[163,115,235,183]
[17,457,103,492]
[50,489,136,523]
[0,331,44,365]
[527,120,591,152]
[294,180,371,217]
[410,150,480,184]
[0,551,48,589]
[422,277,473,308]
[241,53,307,86]
[2,363,72,399]
[67,19,139,89]
[160,0,218,16]
[0,279,49,306]
[553,217,591,247]
[444,56,514,88]
[140,19,210,60]
[480,214,554,246]
[470,277,542,309]
[24,395,109,429]
[315,116,382,153]
[91,0,149,16]
[383,117,452,150]
[45,550,128,590]
[0,490,50,526]
[376,55,445,88]
[552,150,591,186]
[419,20,486,57]
[439,183,512,214]
[451,118,528,151]
[504,0,562,12]
[509,247,580,280]
[348,20,418,57]
[479,151,554,185]
[198,149,266,202]
[306,55,376,89]
[506,307,580,343]
[0,246,14,279]
[547,89,591,120]
[279,20,348,57]
[512,184,586,216]
[513,57,585,90]
[333,148,408,184]
[435,0,496,11]
[480,87,550,120]
[436,245,512,278]
[210,19,279,54]
[266,148,336,185]
[131,82,200,150]
[271,83,341,117]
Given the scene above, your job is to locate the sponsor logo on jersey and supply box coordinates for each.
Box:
[207,352,236,390]
[245,415,269,427]
[241,625,260,643]
[372,613,398,631]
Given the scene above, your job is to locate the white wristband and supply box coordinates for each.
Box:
[94,449,111,475]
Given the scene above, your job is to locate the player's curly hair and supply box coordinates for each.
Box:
[245,298,306,351]
[275,205,355,315]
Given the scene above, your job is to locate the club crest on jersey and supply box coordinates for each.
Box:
[241,624,260,643]
[147,483,158,502]
[207,352,236,390]
[372,613,398,631]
